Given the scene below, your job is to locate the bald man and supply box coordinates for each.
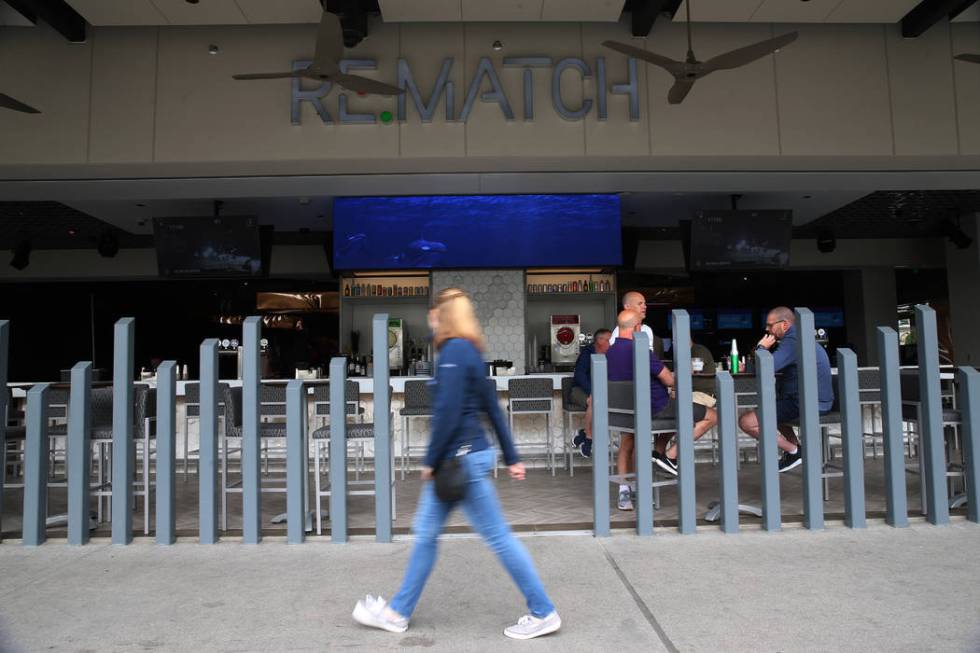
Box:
[605,309,717,511]
[608,291,664,359]
[738,306,835,473]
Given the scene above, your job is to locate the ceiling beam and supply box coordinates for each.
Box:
[5,0,85,42]
[3,0,38,24]
[627,0,682,38]
[902,0,978,38]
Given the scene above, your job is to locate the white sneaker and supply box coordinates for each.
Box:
[352,595,409,634]
[503,611,561,640]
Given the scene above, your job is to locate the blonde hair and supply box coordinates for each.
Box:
[432,287,485,352]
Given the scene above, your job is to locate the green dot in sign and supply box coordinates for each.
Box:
[380,110,393,123]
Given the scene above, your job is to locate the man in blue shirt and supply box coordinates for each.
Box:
[569,328,612,458]
[606,310,718,511]
[738,306,835,473]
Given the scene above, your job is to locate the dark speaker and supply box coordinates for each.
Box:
[940,219,973,250]
[816,229,836,253]
[10,239,31,270]
[259,225,274,275]
[97,230,119,258]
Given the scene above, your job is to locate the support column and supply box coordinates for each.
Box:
[842,268,898,366]
[946,213,980,366]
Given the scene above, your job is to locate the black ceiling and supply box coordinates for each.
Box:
[0,201,145,251]
[796,190,980,239]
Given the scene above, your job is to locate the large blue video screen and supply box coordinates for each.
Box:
[333,194,622,270]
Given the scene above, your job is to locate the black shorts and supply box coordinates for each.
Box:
[655,399,707,422]
[568,385,589,410]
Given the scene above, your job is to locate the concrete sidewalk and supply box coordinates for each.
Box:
[1,521,979,652]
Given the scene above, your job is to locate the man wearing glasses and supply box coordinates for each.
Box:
[737,306,835,472]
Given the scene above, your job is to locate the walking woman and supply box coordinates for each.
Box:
[353,287,561,640]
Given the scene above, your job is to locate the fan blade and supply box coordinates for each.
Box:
[601,40,683,75]
[314,11,344,72]
[955,53,980,64]
[703,31,798,72]
[667,79,695,104]
[232,71,305,80]
[0,92,41,114]
[334,73,404,96]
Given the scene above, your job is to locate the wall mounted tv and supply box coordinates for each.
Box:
[690,210,792,270]
[717,309,754,330]
[333,194,622,270]
[154,216,263,277]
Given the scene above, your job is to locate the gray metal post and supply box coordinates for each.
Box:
[716,372,739,534]
[0,320,7,543]
[837,349,866,528]
[915,305,949,525]
[329,358,348,543]
[672,310,696,534]
[591,354,610,537]
[111,318,135,545]
[287,379,306,544]
[67,362,92,546]
[795,308,823,530]
[155,361,177,545]
[877,327,908,527]
[372,314,392,543]
[633,331,653,536]
[199,339,219,544]
[23,383,50,546]
[755,349,781,532]
[957,367,980,523]
[242,316,262,544]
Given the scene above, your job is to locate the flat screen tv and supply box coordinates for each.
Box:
[154,216,263,277]
[667,310,705,331]
[814,307,845,328]
[690,210,792,270]
[717,309,754,330]
[332,194,622,270]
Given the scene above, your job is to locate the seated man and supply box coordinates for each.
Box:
[653,339,716,459]
[737,306,835,473]
[570,328,612,458]
[606,310,718,511]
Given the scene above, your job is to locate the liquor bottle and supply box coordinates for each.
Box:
[344,284,351,297]
[729,339,739,374]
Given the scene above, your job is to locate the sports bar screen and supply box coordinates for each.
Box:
[333,194,622,270]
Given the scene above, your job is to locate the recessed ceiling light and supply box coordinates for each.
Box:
[492,40,503,51]
[186,0,199,4]
[208,44,219,55]
[802,195,812,199]
[67,227,77,236]
[136,203,146,207]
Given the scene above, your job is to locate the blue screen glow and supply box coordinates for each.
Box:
[718,310,754,330]
[333,194,622,270]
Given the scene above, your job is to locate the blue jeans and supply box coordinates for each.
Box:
[389,448,555,619]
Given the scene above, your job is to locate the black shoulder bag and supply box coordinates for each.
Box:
[433,450,469,503]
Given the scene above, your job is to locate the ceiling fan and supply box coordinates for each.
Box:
[955,54,980,64]
[0,92,40,114]
[233,10,403,96]
[602,0,798,105]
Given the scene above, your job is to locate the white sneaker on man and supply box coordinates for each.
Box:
[352,595,409,633]
[504,611,562,640]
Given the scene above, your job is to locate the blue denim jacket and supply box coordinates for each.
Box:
[423,338,520,468]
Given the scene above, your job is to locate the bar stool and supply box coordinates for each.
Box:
[506,377,555,476]
[399,380,433,480]
[606,381,678,509]
[220,385,292,531]
[900,372,964,514]
[181,382,228,481]
[310,381,368,478]
[560,377,587,477]
[310,385,396,535]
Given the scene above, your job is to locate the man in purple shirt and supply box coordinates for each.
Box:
[606,310,718,511]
